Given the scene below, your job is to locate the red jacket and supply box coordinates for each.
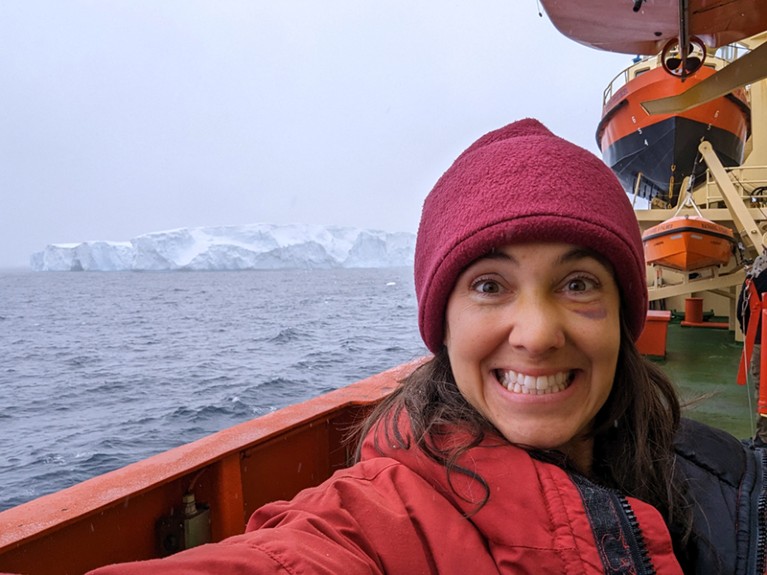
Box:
[88,420,682,574]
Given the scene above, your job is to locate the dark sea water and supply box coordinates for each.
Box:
[0,268,426,512]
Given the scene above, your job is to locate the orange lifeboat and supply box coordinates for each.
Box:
[642,215,735,271]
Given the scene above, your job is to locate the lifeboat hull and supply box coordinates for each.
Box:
[642,216,735,271]
[597,65,749,207]
[603,115,746,204]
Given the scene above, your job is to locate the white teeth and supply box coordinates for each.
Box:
[497,369,571,395]
[524,374,535,389]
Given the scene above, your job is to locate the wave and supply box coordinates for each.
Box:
[265,327,308,344]
[0,267,424,512]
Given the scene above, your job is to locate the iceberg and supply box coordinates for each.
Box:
[30,224,416,271]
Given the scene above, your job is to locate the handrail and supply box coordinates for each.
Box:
[0,359,425,574]
[602,43,750,109]
[702,164,767,208]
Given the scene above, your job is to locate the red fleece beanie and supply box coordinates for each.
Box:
[415,118,647,353]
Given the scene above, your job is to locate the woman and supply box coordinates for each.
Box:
[89,119,766,574]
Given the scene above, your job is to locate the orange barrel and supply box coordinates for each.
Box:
[684,297,704,323]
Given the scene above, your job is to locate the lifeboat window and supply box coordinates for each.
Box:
[633,67,650,78]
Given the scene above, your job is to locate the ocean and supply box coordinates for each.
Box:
[0,267,426,512]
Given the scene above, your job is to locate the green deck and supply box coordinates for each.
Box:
[651,319,755,441]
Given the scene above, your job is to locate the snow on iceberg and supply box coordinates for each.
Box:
[30,224,415,271]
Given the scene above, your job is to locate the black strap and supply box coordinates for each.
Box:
[570,474,656,575]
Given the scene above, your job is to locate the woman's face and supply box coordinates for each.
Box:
[444,242,621,469]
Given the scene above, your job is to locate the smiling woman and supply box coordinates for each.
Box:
[444,242,622,472]
[86,120,767,575]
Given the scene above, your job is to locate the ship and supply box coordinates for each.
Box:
[597,50,750,207]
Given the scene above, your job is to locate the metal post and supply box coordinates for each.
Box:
[698,140,764,251]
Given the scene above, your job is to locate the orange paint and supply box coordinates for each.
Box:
[642,215,735,272]
[597,66,749,155]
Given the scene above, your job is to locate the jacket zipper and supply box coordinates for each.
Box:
[615,492,656,575]
[756,449,767,575]
[570,472,657,575]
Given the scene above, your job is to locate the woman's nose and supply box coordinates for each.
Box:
[506,294,566,354]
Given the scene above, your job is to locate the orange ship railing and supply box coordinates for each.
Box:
[601,44,748,110]
[0,360,423,575]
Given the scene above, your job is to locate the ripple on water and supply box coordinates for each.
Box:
[0,268,426,511]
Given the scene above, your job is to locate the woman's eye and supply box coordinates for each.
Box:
[565,275,598,293]
[472,279,502,294]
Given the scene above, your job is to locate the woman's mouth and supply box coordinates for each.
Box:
[494,369,575,395]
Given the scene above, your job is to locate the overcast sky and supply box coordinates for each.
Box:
[0,1,632,268]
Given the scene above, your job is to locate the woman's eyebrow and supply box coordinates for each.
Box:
[559,247,592,263]
[475,250,514,263]
[558,247,611,270]
[472,246,607,268]
[478,247,590,264]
